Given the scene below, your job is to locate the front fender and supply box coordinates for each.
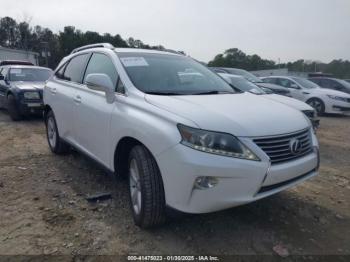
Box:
[108,95,196,170]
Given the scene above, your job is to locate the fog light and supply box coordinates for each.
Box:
[194,176,218,190]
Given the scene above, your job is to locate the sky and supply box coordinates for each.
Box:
[1,0,349,63]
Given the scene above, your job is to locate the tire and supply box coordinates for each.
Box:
[128,145,166,228]
[45,110,70,154]
[307,98,325,115]
[7,94,22,121]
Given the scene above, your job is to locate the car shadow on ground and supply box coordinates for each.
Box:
[53,150,348,255]
[0,108,44,122]
[321,113,349,118]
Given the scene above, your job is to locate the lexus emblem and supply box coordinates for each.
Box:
[290,138,302,155]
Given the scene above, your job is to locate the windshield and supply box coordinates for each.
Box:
[224,75,265,95]
[337,79,350,89]
[292,77,319,89]
[118,53,235,95]
[224,68,262,83]
[9,68,52,82]
[260,87,274,94]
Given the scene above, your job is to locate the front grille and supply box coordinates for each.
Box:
[253,128,313,165]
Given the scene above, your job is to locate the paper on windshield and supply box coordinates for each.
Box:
[120,57,149,67]
[11,69,22,74]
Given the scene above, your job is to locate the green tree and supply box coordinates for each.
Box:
[0,17,19,47]
[208,48,276,70]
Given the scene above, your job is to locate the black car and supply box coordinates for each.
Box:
[0,64,53,120]
[210,67,291,97]
[309,77,350,94]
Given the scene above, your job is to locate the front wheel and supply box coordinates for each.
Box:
[45,110,70,154]
[128,145,166,228]
[307,98,325,115]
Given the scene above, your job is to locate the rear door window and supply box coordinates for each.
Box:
[276,78,292,88]
[263,78,277,84]
[320,79,339,90]
[55,63,67,80]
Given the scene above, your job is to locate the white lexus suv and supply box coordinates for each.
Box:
[44,43,319,228]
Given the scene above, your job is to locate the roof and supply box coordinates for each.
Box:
[0,46,39,56]
[0,60,34,66]
[262,75,291,78]
[5,65,52,71]
[218,73,245,79]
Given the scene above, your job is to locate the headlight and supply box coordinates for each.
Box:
[177,124,260,161]
[327,95,348,102]
[23,91,40,100]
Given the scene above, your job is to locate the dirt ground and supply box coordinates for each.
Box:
[0,109,349,260]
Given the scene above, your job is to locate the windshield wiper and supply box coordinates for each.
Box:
[146,91,183,96]
[192,91,233,95]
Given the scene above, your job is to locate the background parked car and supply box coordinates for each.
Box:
[0,62,53,120]
[219,73,319,129]
[262,76,350,115]
[210,67,291,97]
[309,77,350,94]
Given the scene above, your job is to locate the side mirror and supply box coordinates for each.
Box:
[85,73,115,103]
[0,74,4,81]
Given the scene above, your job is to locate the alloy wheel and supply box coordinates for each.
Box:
[309,100,323,114]
[47,117,57,148]
[129,159,142,215]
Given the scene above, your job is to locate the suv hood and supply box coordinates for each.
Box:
[11,81,45,91]
[307,87,350,97]
[261,94,313,111]
[145,92,309,137]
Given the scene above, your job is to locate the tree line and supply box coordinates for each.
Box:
[208,48,350,79]
[0,16,165,69]
[1,16,349,78]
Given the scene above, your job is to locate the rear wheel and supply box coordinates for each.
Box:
[45,110,70,154]
[307,98,325,115]
[128,145,166,228]
[7,94,22,121]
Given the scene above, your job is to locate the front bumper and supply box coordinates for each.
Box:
[325,101,350,115]
[331,105,350,115]
[156,133,319,214]
[18,100,44,115]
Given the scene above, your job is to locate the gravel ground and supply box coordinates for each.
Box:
[0,109,349,260]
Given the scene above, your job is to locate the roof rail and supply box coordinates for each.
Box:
[70,43,114,54]
[162,49,186,55]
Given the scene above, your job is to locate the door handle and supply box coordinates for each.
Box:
[74,95,82,104]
